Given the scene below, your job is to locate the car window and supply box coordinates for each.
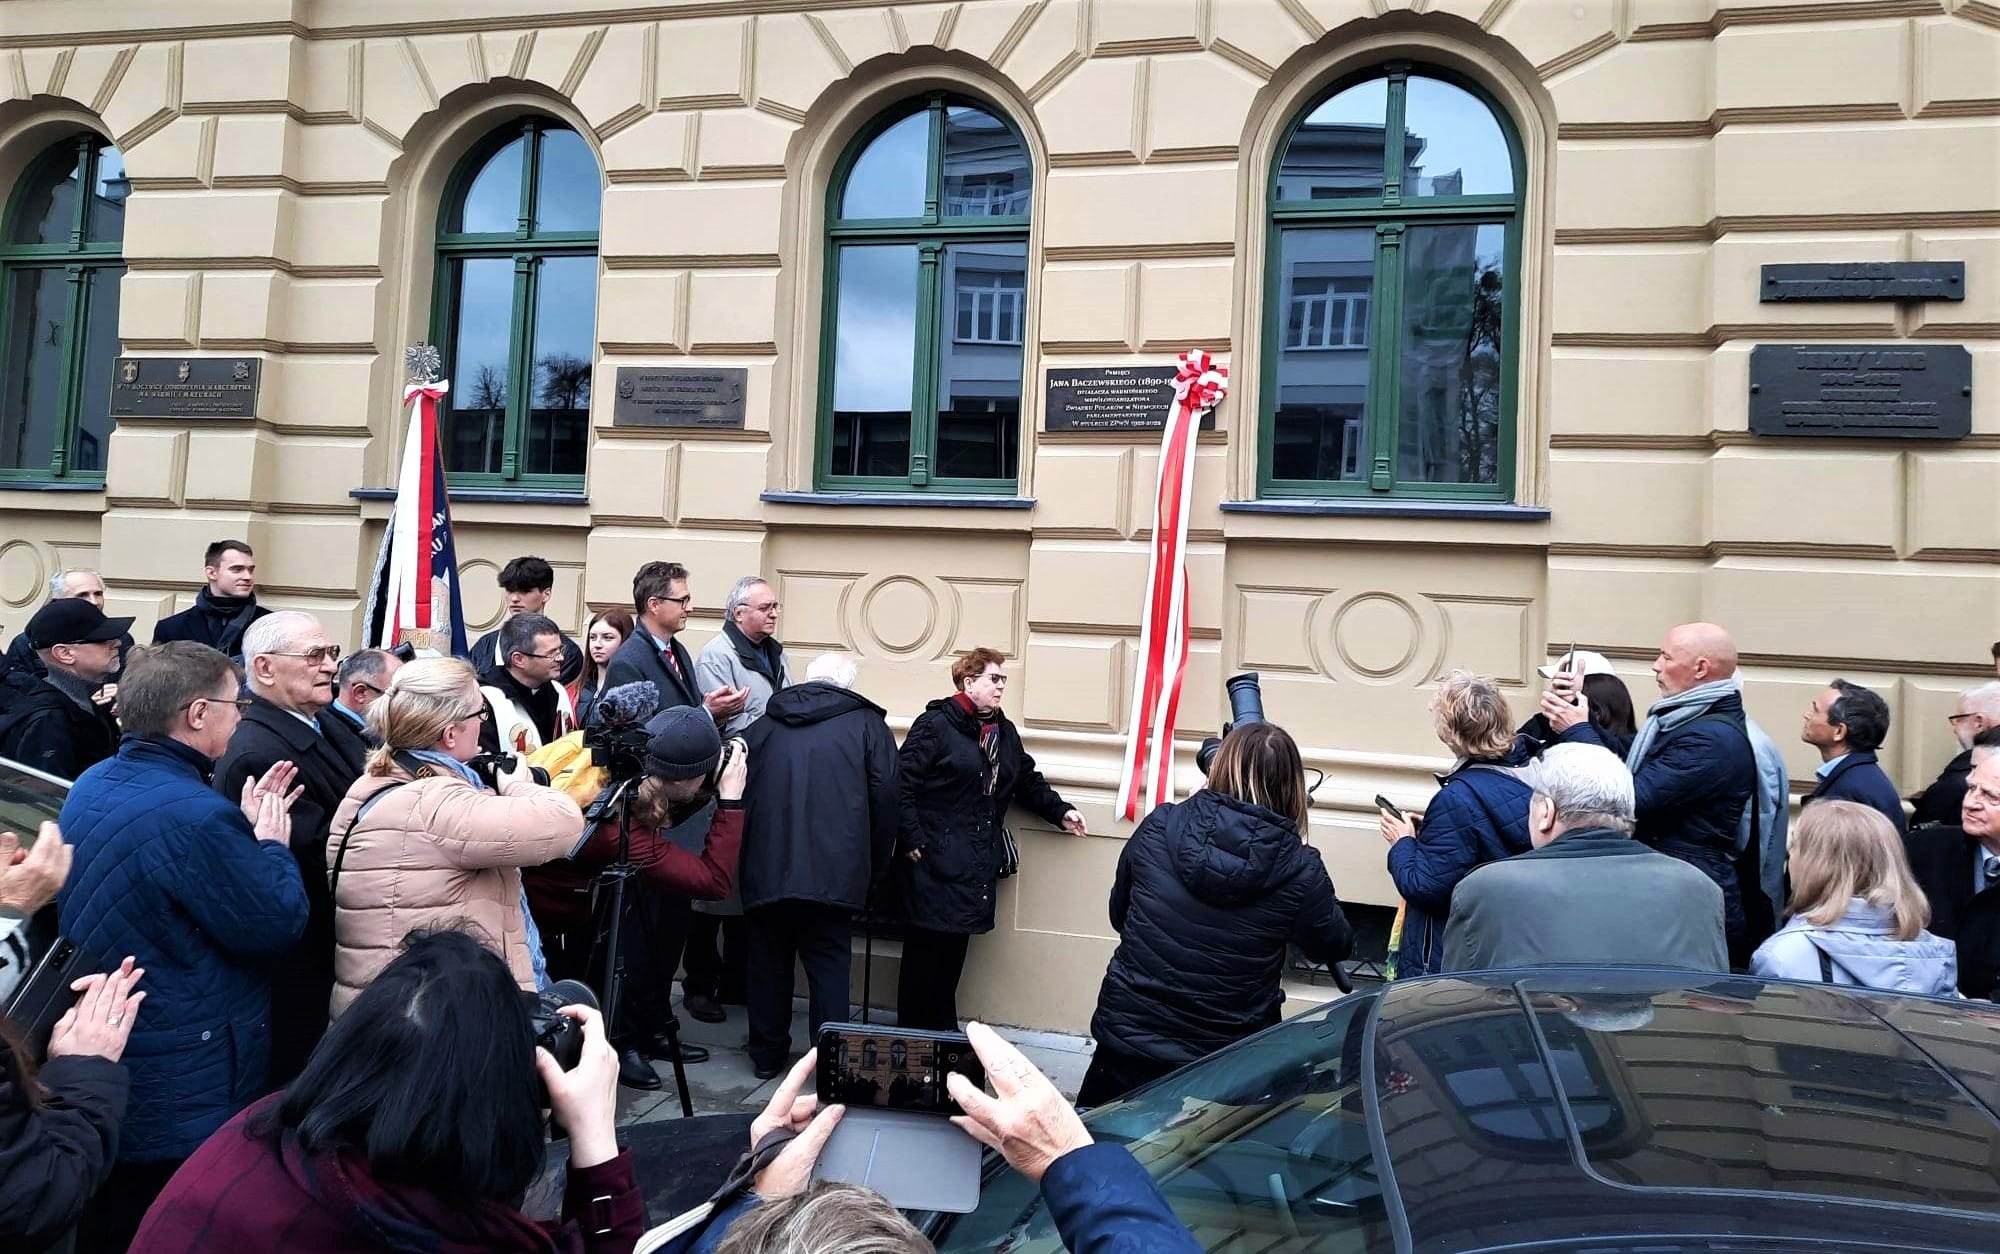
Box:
[934,993,1394,1254]
[0,755,67,840]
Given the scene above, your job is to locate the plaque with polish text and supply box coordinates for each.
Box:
[1748,344,1972,439]
[1760,262,1965,302]
[1044,366,1214,433]
[612,366,749,429]
[110,357,260,419]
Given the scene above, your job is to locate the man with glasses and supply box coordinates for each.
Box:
[1907,747,2000,1000]
[328,647,403,741]
[1912,682,2000,828]
[696,576,791,738]
[0,599,131,780]
[214,612,369,1083]
[477,612,576,756]
[3,567,133,684]
[57,641,308,1250]
[607,561,747,722]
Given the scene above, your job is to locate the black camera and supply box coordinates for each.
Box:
[709,737,739,791]
[1195,672,1265,776]
[467,752,552,790]
[530,978,598,1103]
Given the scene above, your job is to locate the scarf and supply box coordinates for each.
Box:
[723,619,787,688]
[953,694,1002,796]
[1625,676,1740,771]
[42,665,102,714]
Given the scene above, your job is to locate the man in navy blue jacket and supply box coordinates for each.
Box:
[1801,678,1905,834]
[56,640,308,1252]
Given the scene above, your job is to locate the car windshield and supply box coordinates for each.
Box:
[934,992,1394,1253]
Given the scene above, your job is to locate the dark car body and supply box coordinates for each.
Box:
[931,969,2000,1253]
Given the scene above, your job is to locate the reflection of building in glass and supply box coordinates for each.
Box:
[941,107,1029,216]
[937,242,1025,480]
[1399,225,1502,485]
[1274,226,1372,482]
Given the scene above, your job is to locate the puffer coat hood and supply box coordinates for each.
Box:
[1090,789,1352,1066]
[1750,899,1960,997]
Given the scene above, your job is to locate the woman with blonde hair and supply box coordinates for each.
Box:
[1751,799,1957,995]
[327,658,585,1015]
[1080,721,1352,1106]
[1381,670,1539,979]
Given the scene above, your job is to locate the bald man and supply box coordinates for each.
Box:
[1544,623,1762,960]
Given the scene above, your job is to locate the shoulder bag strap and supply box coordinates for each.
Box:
[327,780,412,901]
[1816,943,1835,984]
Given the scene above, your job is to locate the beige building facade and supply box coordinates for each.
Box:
[1,0,1996,1032]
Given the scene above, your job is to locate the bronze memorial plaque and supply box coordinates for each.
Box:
[611,366,749,429]
[110,357,260,419]
[1748,344,1972,439]
[1044,365,1214,432]
[1760,262,1964,302]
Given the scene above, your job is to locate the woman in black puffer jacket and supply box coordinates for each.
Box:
[1080,723,1352,1107]
[894,648,1085,1032]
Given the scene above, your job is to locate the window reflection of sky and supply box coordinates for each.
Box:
[1404,77,1512,196]
[535,129,601,232]
[841,111,927,219]
[832,244,918,413]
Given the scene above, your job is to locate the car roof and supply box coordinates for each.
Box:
[1370,970,2000,1252]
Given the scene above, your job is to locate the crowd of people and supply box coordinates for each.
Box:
[3,538,1999,1252]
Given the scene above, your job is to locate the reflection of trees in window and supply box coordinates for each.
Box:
[1263,65,1520,501]
[432,119,599,486]
[820,94,1032,493]
[0,134,125,481]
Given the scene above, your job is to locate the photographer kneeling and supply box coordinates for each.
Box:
[328,658,585,1015]
[130,929,646,1253]
[527,702,748,1090]
[1080,722,1352,1107]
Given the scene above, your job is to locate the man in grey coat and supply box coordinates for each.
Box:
[695,575,790,738]
[1443,743,1728,973]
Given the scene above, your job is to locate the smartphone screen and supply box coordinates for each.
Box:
[818,1026,986,1117]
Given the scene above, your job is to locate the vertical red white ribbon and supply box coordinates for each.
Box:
[385,380,448,647]
[1117,350,1227,820]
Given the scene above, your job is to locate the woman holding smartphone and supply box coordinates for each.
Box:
[1081,722,1352,1106]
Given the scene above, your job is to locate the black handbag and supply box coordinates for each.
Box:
[997,826,1021,880]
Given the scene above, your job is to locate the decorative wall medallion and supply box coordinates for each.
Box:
[1330,592,1424,680]
[859,575,940,656]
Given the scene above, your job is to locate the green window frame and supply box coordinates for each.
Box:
[0,133,126,483]
[816,93,1033,494]
[1260,63,1524,501]
[430,118,599,489]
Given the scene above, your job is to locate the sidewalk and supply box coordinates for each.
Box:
[617,992,1096,1128]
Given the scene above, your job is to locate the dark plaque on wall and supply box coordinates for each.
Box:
[611,366,748,429]
[109,357,260,419]
[1748,344,1972,439]
[1044,366,1213,432]
[1761,262,1964,302]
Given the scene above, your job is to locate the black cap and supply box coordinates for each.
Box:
[642,706,720,781]
[27,599,134,650]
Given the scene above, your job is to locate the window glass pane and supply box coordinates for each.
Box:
[828,244,917,478]
[73,265,122,473]
[0,267,68,471]
[86,145,129,244]
[1272,228,1374,483]
[533,128,600,234]
[839,111,927,221]
[1277,78,1388,202]
[444,257,514,475]
[523,254,594,477]
[936,241,1023,481]
[8,145,84,245]
[1403,76,1514,197]
[941,106,1030,218]
[1397,223,1506,485]
[452,135,525,234]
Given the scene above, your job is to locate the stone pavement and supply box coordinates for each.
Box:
[616,992,1096,1129]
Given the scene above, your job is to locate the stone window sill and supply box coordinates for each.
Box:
[0,480,105,493]
[1221,499,1549,522]
[350,487,589,506]
[760,491,1034,510]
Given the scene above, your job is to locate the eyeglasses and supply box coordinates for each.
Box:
[518,649,566,662]
[1949,712,1983,725]
[352,681,386,698]
[654,594,694,609]
[269,645,343,665]
[180,694,255,714]
[456,704,493,723]
[748,601,780,614]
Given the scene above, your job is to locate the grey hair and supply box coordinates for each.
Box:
[338,647,396,689]
[713,1182,930,1254]
[806,652,858,690]
[1963,681,2000,721]
[49,568,99,599]
[241,610,321,662]
[725,575,772,618]
[1532,743,1636,834]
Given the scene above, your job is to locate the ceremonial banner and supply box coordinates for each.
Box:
[1116,350,1228,821]
[363,345,468,657]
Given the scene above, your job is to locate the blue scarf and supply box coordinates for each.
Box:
[1625,675,1740,771]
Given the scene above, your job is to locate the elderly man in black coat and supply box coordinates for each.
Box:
[213,611,367,1082]
[0,600,129,781]
[1906,750,2000,1000]
[738,653,898,1079]
[1913,683,2000,828]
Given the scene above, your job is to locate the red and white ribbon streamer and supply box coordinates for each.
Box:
[381,379,449,647]
[1117,350,1227,820]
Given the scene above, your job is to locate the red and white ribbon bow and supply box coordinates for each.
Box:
[1118,350,1229,820]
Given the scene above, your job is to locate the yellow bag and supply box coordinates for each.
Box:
[528,732,608,811]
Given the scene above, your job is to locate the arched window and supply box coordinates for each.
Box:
[1262,64,1521,499]
[819,94,1032,493]
[433,119,599,486]
[0,133,125,481]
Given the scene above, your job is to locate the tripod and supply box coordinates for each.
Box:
[589,776,694,1117]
